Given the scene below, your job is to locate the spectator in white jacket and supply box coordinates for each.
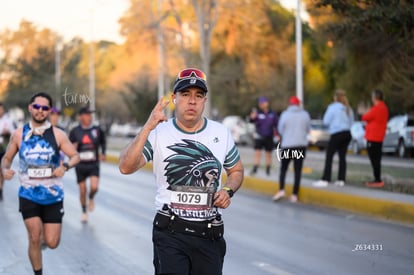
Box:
[313,89,354,188]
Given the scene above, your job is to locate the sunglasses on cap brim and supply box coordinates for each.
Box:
[177,68,207,81]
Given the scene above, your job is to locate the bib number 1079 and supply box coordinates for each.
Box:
[171,191,208,206]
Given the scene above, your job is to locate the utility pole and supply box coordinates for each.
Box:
[157,0,165,101]
[296,0,303,104]
[55,35,62,110]
[89,8,96,118]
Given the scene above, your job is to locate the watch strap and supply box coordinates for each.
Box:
[63,162,70,171]
[222,186,234,198]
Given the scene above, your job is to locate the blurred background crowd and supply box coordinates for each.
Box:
[1,0,413,157]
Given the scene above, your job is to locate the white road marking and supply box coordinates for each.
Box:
[252,261,294,275]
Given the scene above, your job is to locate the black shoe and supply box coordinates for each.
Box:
[250,166,258,175]
[266,166,271,176]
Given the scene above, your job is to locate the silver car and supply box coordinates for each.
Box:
[307,119,330,150]
[382,114,414,158]
[222,116,255,146]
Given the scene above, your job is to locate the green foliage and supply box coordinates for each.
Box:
[210,55,249,118]
[311,0,414,114]
[120,68,158,124]
[0,2,314,122]
[5,46,55,110]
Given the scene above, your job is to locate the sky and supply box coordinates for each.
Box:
[0,0,301,44]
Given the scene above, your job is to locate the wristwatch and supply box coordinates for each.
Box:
[63,162,70,171]
[222,186,234,198]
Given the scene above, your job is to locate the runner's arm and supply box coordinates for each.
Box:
[55,128,80,169]
[213,160,244,209]
[119,125,151,174]
[100,127,106,155]
[1,129,22,179]
[223,160,244,193]
[119,97,169,174]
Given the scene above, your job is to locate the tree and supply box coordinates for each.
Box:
[307,0,414,114]
[0,21,57,109]
[5,46,55,109]
[120,66,158,123]
[1,1,317,122]
[191,0,218,117]
[210,0,298,115]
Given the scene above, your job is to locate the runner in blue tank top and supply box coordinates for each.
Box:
[1,92,80,275]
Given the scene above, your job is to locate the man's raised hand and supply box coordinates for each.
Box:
[145,97,170,130]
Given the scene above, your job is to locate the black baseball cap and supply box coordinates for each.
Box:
[78,106,95,115]
[173,68,208,94]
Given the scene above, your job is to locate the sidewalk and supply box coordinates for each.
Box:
[241,169,414,225]
[107,148,414,225]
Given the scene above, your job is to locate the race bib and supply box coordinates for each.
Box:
[171,191,209,206]
[170,185,214,209]
[28,166,53,179]
[79,150,96,161]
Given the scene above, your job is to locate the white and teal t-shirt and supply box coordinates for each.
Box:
[143,117,240,221]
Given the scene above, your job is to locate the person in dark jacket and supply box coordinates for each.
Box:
[69,107,106,223]
[249,96,278,176]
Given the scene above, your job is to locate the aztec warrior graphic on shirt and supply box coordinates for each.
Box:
[18,124,63,205]
[143,118,240,221]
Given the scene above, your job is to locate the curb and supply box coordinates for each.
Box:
[241,175,414,225]
[108,154,414,225]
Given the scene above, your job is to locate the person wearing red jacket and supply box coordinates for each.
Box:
[361,89,389,187]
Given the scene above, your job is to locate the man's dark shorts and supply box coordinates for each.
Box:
[19,197,64,223]
[254,136,275,152]
[153,227,226,275]
[75,162,100,183]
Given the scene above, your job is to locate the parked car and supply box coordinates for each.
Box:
[307,119,330,149]
[109,123,133,137]
[349,121,367,154]
[382,114,414,158]
[222,116,254,146]
[126,123,142,138]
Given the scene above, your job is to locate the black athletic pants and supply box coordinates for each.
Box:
[279,147,306,195]
[322,130,351,182]
[367,141,383,182]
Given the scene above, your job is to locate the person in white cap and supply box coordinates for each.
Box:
[119,68,244,275]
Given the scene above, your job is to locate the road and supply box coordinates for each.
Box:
[1,161,413,275]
